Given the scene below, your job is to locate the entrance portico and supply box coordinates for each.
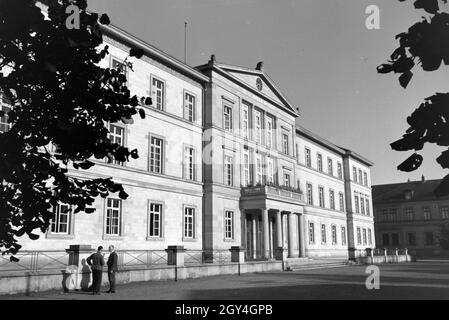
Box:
[240,185,306,261]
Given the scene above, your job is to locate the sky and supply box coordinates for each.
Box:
[88,0,449,185]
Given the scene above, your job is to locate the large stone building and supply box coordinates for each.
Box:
[0,24,375,261]
[373,177,449,257]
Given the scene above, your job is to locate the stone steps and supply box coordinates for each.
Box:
[285,258,349,271]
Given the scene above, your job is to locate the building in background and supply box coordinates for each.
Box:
[1,23,375,261]
[372,177,449,257]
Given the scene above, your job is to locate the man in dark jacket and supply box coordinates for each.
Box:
[87,246,105,295]
[107,245,118,293]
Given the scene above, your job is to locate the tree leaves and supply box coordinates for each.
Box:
[99,14,110,25]
[0,0,152,256]
[397,153,423,172]
[130,48,144,59]
[399,70,413,88]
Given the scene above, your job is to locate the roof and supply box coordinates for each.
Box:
[295,124,374,167]
[372,179,448,203]
[196,59,299,117]
[101,24,209,84]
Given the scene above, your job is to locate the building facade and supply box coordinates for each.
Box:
[0,24,375,260]
[373,178,449,257]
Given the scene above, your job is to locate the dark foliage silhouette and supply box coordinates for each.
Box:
[378,0,449,196]
[0,0,150,256]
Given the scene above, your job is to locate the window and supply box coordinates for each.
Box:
[327,158,333,176]
[50,204,71,234]
[329,190,335,210]
[305,148,311,167]
[148,203,162,238]
[360,195,365,215]
[284,173,291,187]
[224,105,233,131]
[254,110,262,143]
[243,151,250,187]
[337,162,343,179]
[321,224,327,244]
[242,103,249,139]
[306,183,313,205]
[184,146,195,181]
[317,153,323,172]
[282,133,289,155]
[353,166,357,183]
[388,208,398,222]
[368,229,373,246]
[107,124,125,165]
[112,58,128,82]
[150,136,163,174]
[331,225,337,245]
[224,210,234,240]
[0,93,11,133]
[339,192,345,211]
[442,206,449,219]
[105,198,122,236]
[363,172,368,186]
[382,234,389,246]
[184,207,195,239]
[405,207,414,221]
[357,227,362,246]
[354,193,360,214]
[341,226,347,246]
[365,198,370,216]
[391,233,399,246]
[256,154,263,184]
[184,92,195,122]
[407,232,416,246]
[425,232,434,246]
[309,222,315,244]
[358,169,363,185]
[362,228,367,246]
[151,77,165,110]
[423,207,431,220]
[224,155,233,186]
[267,158,274,184]
[266,117,273,148]
[318,186,325,208]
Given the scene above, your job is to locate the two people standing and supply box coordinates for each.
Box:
[86,245,118,295]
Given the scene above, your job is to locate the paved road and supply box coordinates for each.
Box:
[1,261,449,300]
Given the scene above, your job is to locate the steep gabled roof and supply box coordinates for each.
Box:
[372,179,447,203]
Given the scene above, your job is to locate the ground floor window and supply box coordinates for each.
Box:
[331,225,337,245]
[184,207,195,239]
[407,232,416,246]
[148,203,162,238]
[382,233,389,246]
[341,226,347,246]
[321,224,327,244]
[391,233,399,246]
[356,227,361,246]
[225,210,234,240]
[308,222,315,244]
[425,232,434,246]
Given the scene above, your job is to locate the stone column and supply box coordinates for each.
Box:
[262,208,270,259]
[252,215,257,259]
[287,212,295,258]
[298,213,306,258]
[275,210,282,248]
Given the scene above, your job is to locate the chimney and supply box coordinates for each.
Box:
[256,61,264,71]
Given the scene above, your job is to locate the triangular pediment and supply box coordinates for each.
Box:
[217,64,298,115]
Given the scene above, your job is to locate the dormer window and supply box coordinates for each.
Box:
[404,189,414,200]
